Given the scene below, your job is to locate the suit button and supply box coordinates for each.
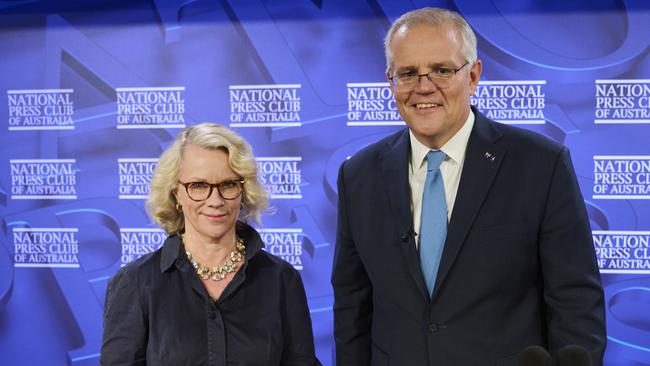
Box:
[428,323,439,333]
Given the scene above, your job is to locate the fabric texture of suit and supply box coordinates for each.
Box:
[332,108,606,366]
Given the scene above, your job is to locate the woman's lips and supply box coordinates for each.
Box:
[201,212,229,221]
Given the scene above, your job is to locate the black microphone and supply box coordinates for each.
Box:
[557,345,592,366]
[518,345,551,366]
[401,226,416,242]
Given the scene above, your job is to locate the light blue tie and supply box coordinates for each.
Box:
[419,150,447,296]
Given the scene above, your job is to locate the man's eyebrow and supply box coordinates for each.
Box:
[428,62,455,68]
[394,66,417,73]
[394,62,452,73]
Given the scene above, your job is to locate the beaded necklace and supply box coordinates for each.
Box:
[181,234,246,281]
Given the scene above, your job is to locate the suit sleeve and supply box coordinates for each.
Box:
[331,161,373,366]
[280,268,322,366]
[539,147,607,364]
[100,267,148,366]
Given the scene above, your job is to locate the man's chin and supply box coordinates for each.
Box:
[407,117,442,133]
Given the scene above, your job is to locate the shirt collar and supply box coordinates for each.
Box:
[409,109,475,169]
[160,222,265,273]
[160,234,181,272]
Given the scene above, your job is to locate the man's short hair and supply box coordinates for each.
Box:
[384,7,478,72]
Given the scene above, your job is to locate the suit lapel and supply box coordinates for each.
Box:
[380,130,429,300]
[432,111,506,298]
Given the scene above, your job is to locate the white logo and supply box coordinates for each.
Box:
[472,80,546,124]
[118,158,158,199]
[116,87,186,128]
[229,84,301,127]
[594,79,650,124]
[10,159,77,199]
[7,89,74,131]
[13,228,79,268]
[258,228,304,270]
[257,157,302,199]
[593,156,650,199]
[593,231,650,274]
[346,83,402,126]
[120,228,167,265]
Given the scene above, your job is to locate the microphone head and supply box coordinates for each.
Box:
[557,345,592,366]
[518,345,552,366]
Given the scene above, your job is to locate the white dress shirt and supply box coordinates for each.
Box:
[409,111,475,248]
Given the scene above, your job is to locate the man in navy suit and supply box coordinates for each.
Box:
[332,7,606,366]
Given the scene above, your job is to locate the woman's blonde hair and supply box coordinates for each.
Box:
[146,122,269,234]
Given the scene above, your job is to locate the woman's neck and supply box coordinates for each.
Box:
[182,230,237,266]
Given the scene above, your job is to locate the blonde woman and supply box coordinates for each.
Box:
[101,123,320,366]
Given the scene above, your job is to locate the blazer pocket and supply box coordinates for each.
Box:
[479,222,533,244]
[371,342,389,366]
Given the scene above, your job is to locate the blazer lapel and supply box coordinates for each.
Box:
[432,111,506,298]
[380,130,429,300]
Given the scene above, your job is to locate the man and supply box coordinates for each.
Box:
[332,7,606,366]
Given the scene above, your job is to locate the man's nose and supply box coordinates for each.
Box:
[414,74,438,93]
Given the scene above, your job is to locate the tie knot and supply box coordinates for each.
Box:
[426,150,445,171]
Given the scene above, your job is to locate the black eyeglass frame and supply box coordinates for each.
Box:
[389,61,470,89]
[178,179,245,202]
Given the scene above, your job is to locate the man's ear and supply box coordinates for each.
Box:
[468,59,483,95]
[386,70,398,94]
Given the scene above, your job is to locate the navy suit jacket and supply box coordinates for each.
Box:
[332,109,606,366]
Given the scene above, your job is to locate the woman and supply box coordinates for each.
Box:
[101,123,320,366]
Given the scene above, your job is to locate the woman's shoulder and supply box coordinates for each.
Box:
[247,255,306,296]
[250,249,298,275]
[239,223,303,282]
[107,250,160,289]
[109,234,179,285]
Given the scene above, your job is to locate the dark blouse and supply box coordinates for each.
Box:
[100,223,321,366]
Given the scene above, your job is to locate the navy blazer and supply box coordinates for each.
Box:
[332,108,606,366]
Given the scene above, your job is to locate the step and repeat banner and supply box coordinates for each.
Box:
[1,1,649,365]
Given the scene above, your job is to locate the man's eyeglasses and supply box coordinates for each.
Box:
[178,179,244,201]
[389,61,470,91]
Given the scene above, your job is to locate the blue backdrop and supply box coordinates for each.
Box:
[1,0,649,365]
